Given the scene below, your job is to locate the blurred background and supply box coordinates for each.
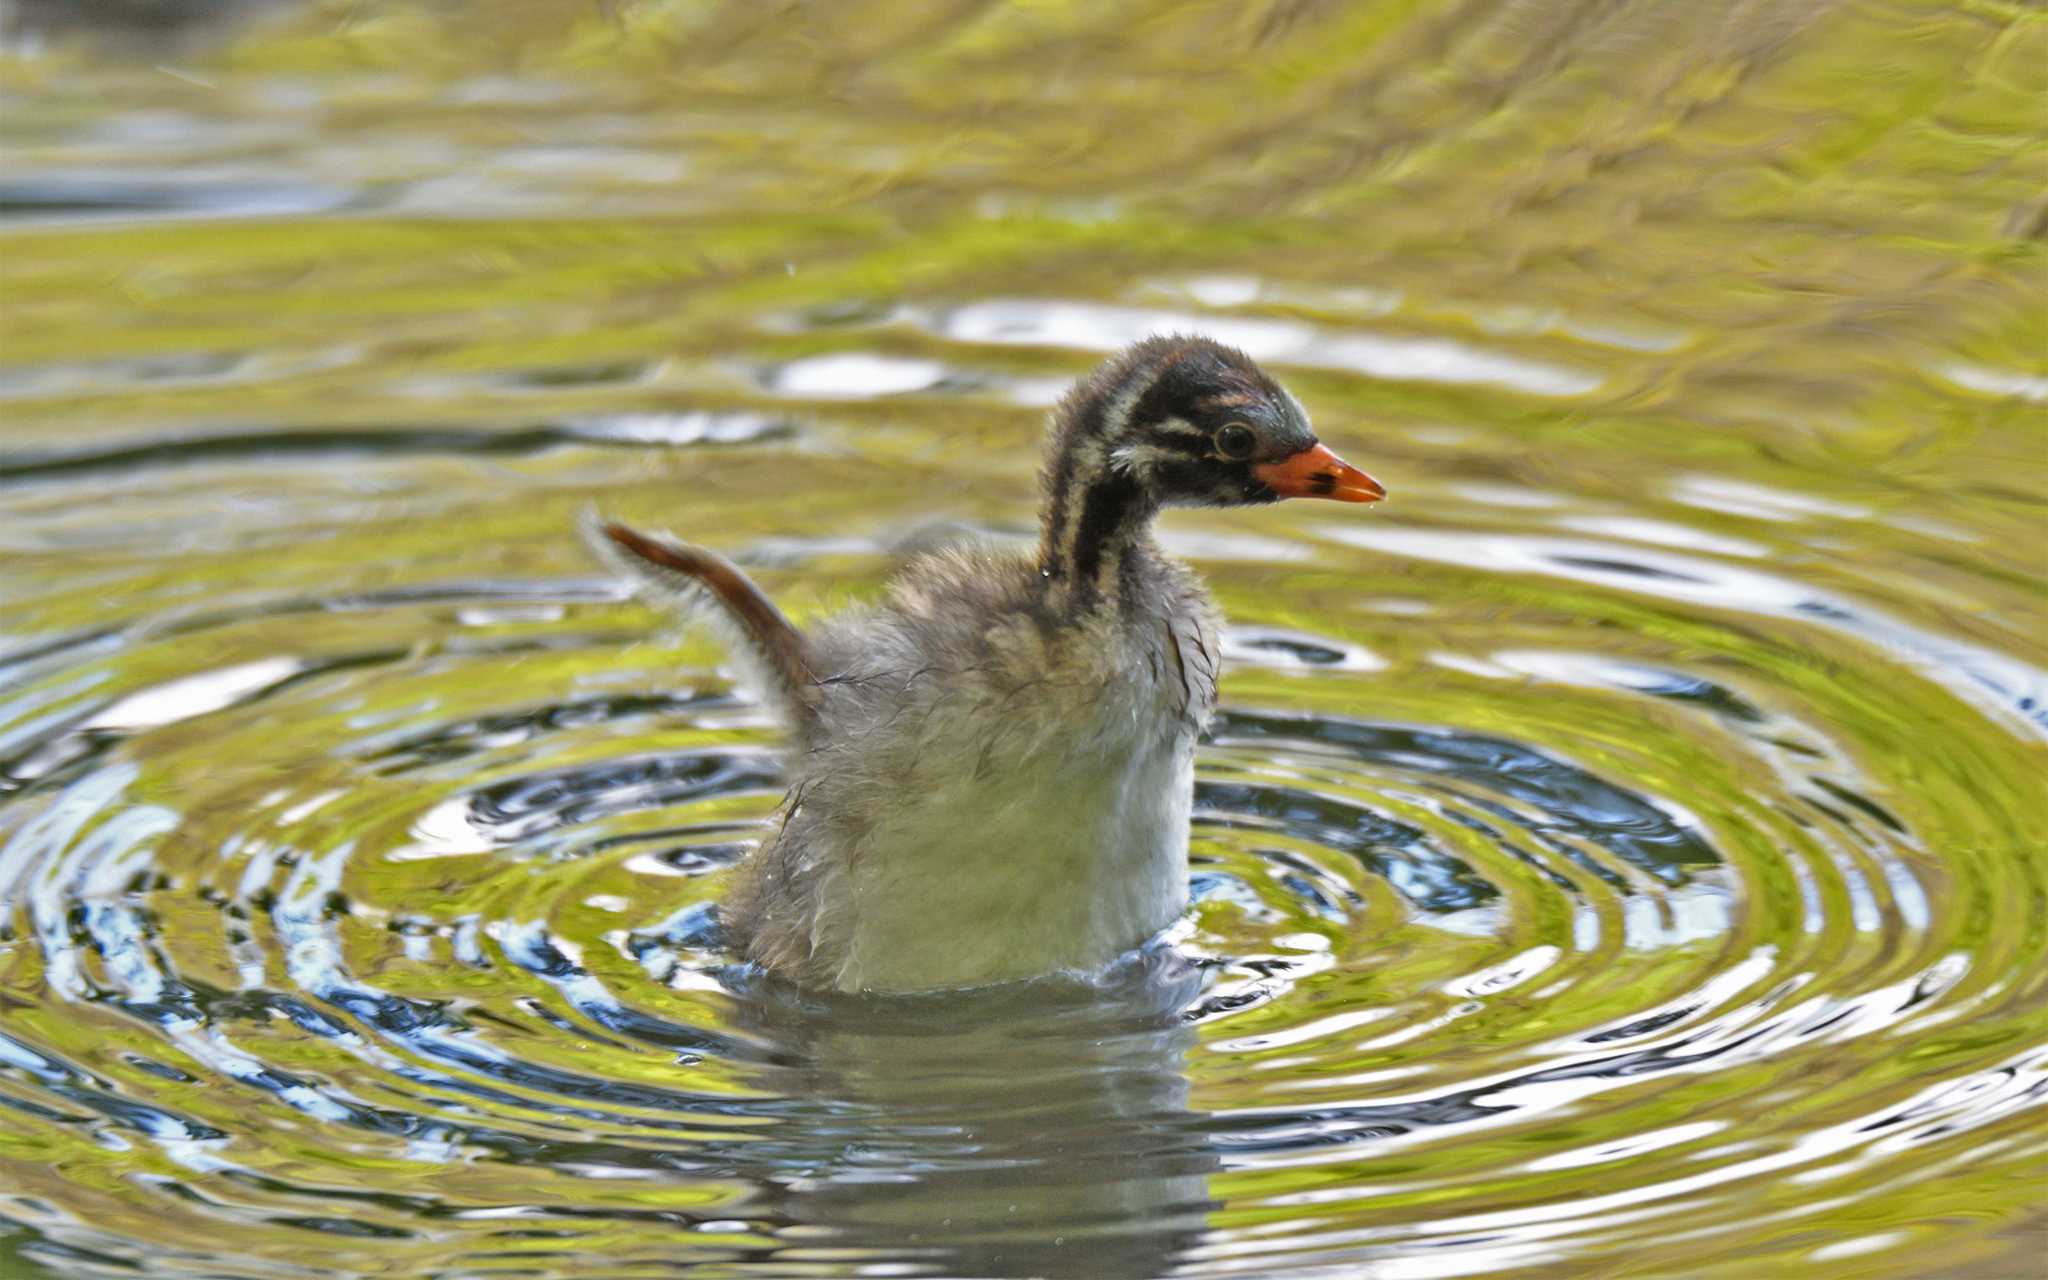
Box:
[0,2,2044,1278]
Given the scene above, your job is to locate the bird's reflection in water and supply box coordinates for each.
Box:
[725,946,1218,1278]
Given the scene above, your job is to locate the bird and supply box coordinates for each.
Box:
[585,335,1383,993]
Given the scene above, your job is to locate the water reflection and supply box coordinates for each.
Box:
[728,960,1215,1278]
[925,300,1604,397]
[1334,526,2048,739]
[2,0,2045,1275]
[0,466,2041,1275]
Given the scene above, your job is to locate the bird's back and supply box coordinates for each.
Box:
[730,540,1218,991]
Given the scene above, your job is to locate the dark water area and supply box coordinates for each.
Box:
[1,2,2044,1276]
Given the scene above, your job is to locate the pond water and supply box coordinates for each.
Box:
[1,2,2045,1277]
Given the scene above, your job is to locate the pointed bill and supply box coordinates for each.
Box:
[1252,442,1385,502]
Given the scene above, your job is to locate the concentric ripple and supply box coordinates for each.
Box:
[1,490,2043,1278]
[5,1,2047,1274]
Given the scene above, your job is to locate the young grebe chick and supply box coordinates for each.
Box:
[588,336,1383,992]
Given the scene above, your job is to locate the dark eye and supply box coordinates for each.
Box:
[1214,423,1256,460]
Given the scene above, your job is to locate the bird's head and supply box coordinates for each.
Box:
[1052,335,1384,511]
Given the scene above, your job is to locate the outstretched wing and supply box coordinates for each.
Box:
[581,513,814,730]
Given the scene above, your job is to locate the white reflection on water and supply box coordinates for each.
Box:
[1668,475,1871,522]
[81,657,305,732]
[1934,360,2048,403]
[925,298,1605,397]
[760,353,949,398]
[560,410,788,446]
[1332,525,2048,741]
[1555,514,1769,557]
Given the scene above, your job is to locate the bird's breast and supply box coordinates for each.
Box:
[820,669,1198,992]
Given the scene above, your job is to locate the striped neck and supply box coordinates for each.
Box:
[1037,390,1161,614]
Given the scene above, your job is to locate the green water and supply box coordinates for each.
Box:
[1,2,2044,1277]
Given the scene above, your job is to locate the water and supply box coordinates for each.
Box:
[1,2,2044,1276]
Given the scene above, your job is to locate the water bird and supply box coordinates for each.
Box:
[588,336,1383,992]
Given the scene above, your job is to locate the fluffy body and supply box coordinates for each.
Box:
[730,540,1217,991]
[590,336,1372,993]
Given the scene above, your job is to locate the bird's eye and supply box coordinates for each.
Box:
[1215,423,1257,460]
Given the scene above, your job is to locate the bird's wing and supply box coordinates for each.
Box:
[581,513,813,729]
[1165,611,1219,730]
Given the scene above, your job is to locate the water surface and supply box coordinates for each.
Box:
[2,2,2045,1277]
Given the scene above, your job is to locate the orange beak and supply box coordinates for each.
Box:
[1252,442,1385,503]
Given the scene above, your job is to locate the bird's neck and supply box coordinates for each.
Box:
[1037,422,1162,616]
